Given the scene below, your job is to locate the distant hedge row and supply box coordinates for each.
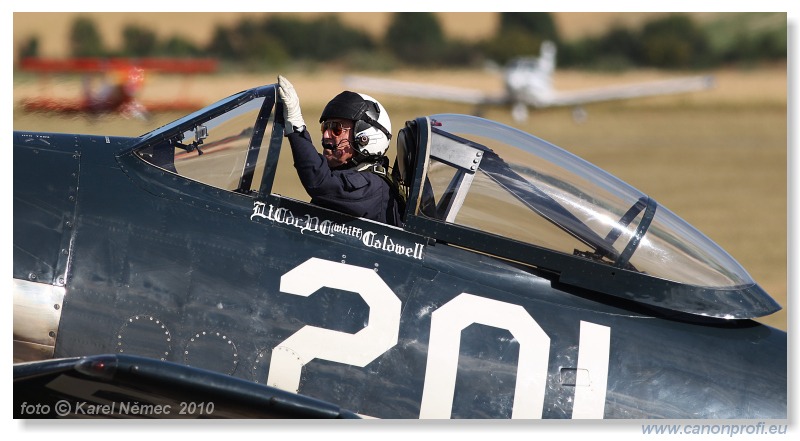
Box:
[19,12,786,71]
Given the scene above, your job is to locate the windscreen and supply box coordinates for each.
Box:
[135,97,269,193]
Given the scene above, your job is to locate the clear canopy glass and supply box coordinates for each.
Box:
[421,114,754,289]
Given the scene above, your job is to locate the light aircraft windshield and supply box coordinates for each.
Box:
[420,114,754,290]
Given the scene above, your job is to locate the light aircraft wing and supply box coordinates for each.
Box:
[544,75,715,107]
[343,74,509,105]
[14,354,361,419]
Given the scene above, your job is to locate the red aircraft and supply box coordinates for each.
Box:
[18,57,218,119]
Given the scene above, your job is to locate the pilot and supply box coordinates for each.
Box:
[277,75,404,227]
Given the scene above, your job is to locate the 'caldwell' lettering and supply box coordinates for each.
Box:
[362,232,423,260]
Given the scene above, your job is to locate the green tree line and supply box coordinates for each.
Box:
[19,12,786,71]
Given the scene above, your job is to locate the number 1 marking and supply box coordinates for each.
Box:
[572,321,611,419]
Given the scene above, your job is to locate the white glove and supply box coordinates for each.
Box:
[277,75,306,134]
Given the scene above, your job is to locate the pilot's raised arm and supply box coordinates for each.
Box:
[277,75,403,227]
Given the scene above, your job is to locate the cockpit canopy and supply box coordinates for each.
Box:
[395,114,778,318]
[409,114,751,289]
[130,84,779,319]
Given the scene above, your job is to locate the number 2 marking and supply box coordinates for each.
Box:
[267,258,401,392]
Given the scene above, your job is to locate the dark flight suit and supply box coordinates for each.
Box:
[287,129,403,227]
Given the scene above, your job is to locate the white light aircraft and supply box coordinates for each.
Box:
[344,41,715,122]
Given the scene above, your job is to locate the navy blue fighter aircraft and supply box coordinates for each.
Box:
[13,82,786,419]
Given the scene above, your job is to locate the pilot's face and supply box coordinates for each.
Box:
[321,118,355,168]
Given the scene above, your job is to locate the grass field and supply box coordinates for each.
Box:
[12,63,788,331]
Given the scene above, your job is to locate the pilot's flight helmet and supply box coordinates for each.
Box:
[320,91,392,158]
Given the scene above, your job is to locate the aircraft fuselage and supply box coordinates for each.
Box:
[13,130,786,419]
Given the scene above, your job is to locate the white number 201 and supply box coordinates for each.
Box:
[268,258,610,419]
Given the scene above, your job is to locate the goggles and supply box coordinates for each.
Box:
[321,120,352,136]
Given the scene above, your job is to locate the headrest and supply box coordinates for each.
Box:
[395,122,418,186]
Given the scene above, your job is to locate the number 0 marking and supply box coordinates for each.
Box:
[267,258,401,392]
[419,293,550,419]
